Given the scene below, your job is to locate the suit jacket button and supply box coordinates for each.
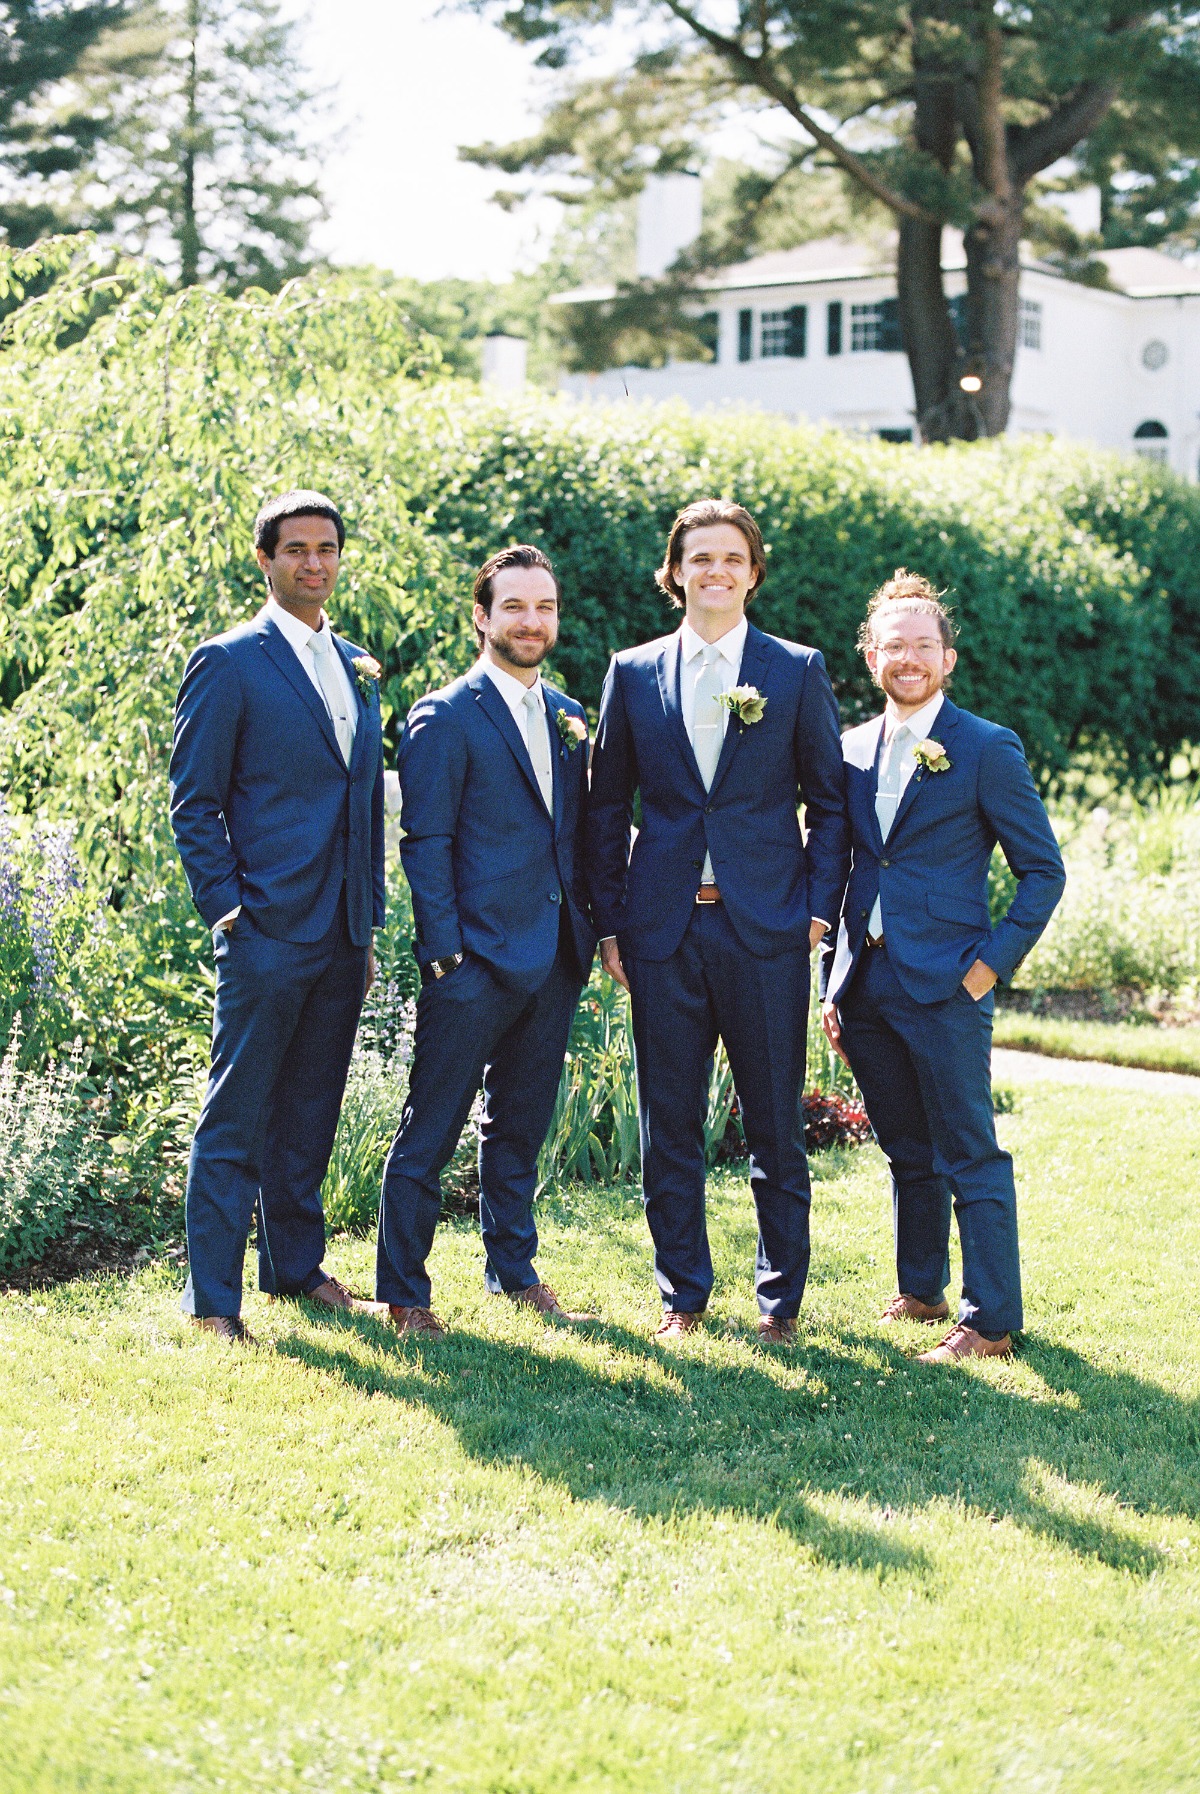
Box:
[692,860,703,869]
[860,908,868,918]
[549,891,560,903]
[880,857,890,867]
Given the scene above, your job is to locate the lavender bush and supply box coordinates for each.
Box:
[0,795,93,1059]
[0,1015,104,1273]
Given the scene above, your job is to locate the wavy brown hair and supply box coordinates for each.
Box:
[655,498,768,607]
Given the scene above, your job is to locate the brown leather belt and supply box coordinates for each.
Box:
[864,931,885,948]
[695,885,722,905]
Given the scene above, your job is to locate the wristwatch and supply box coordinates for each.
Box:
[428,953,464,980]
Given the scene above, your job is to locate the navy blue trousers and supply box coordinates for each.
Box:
[626,902,812,1318]
[375,939,584,1308]
[837,944,1023,1335]
[181,896,367,1318]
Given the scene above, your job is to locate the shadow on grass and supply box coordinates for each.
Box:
[277,1311,1199,1582]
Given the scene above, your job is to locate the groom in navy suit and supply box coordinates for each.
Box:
[588,498,848,1344]
[170,490,386,1343]
[375,545,595,1336]
[822,570,1065,1362]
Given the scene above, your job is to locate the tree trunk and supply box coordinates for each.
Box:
[898,216,978,443]
[961,195,1021,437]
[179,1,201,287]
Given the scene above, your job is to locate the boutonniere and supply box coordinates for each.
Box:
[556,709,588,752]
[352,655,382,701]
[717,685,767,728]
[913,736,951,772]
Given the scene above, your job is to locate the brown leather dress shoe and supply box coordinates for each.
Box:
[758,1315,798,1345]
[189,1314,257,1346]
[917,1323,1012,1364]
[507,1282,593,1322]
[880,1292,951,1325]
[655,1310,704,1343]
[387,1305,446,1339]
[305,1275,387,1316]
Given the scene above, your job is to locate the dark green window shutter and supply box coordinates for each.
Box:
[786,305,807,357]
[827,301,842,355]
[738,309,753,361]
[879,297,903,352]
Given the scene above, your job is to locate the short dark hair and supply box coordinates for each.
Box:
[857,568,958,657]
[655,498,768,606]
[254,489,345,559]
[472,544,559,648]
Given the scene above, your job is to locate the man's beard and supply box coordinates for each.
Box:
[880,665,944,706]
[490,628,553,668]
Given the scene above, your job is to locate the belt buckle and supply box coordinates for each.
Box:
[695,885,720,905]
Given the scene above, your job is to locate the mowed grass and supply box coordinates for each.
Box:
[2,1083,1199,1793]
[994,1010,1200,1076]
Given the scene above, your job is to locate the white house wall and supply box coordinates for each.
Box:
[559,267,1200,478]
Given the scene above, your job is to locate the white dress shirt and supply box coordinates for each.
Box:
[213,597,359,932]
[477,655,548,750]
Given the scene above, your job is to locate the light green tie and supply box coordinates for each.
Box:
[868,723,911,937]
[692,643,725,884]
[309,627,355,767]
[522,687,554,813]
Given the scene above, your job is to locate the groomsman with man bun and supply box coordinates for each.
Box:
[588,498,849,1344]
[375,546,595,1337]
[170,490,386,1343]
[822,571,1065,1362]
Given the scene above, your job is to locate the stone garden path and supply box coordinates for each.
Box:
[992,1046,1200,1096]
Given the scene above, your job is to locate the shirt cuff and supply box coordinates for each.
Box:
[599,935,618,946]
[213,905,241,932]
[811,916,830,931]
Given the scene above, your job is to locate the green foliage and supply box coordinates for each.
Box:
[393,387,1192,784]
[0,1016,102,1272]
[1016,788,1200,996]
[993,1012,1200,1076]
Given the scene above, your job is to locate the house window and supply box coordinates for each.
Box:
[850,298,902,352]
[1019,299,1042,350]
[738,308,753,362]
[1133,419,1169,464]
[827,301,842,355]
[878,428,913,444]
[761,305,806,357]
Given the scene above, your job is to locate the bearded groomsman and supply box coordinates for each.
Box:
[822,571,1065,1363]
[170,490,386,1343]
[375,546,595,1337]
[588,498,849,1344]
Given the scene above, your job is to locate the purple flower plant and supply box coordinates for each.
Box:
[0,797,21,943]
[28,821,81,999]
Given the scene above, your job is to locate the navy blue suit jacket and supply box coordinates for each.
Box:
[825,698,1065,1006]
[397,665,595,993]
[169,607,386,948]
[587,623,849,961]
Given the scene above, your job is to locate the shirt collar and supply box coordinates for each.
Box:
[266,594,331,655]
[680,615,748,666]
[886,692,944,745]
[477,655,544,716]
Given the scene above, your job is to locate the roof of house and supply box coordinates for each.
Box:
[1096,246,1200,296]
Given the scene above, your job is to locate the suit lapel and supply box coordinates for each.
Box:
[543,687,568,837]
[334,635,376,780]
[887,698,960,839]
[257,616,345,769]
[863,714,887,852]
[470,668,549,813]
[706,625,766,801]
[656,633,707,793]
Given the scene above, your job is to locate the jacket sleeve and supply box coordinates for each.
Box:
[585,656,636,939]
[168,642,244,929]
[976,729,1066,983]
[371,735,386,931]
[794,650,850,929]
[396,695,468,962]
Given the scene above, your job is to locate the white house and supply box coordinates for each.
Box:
[553,213,1200,478]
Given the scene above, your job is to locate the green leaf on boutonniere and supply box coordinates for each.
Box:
[352,654,382,701]
[717,685,766,727]
[556,708,588,751]
[913,736,951,772]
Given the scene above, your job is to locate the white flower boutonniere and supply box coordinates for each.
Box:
[913,736,951,773]
[717,685,767,728]
[352,655,382,702]
[556,709,588,751]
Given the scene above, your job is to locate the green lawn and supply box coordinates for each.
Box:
[3,1081,1199,1793]
[994,1010,1200,1076]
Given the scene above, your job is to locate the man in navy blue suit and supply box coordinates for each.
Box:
[822,570,1065,1363]
[376,545,595,1337]
[170,490,386,1344]
[588,498,849,1345]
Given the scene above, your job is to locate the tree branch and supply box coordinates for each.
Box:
[658,0,940,222]
[1009,80,1118,182]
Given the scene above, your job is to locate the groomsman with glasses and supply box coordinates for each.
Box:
[822,571,1065,1362]
[588,498,849,1344]
[375,545,595,1337]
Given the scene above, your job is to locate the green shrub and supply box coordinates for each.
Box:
[0,1016,104,1272]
